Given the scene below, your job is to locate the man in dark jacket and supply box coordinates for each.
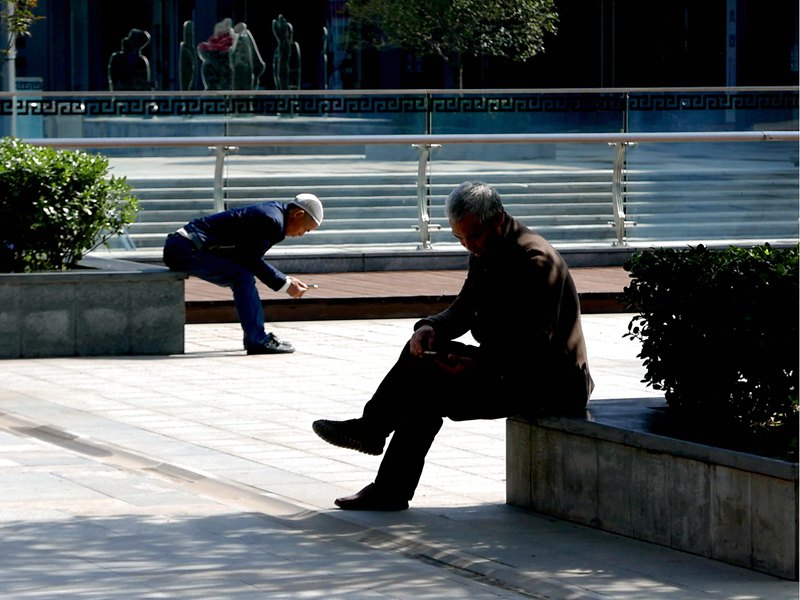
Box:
[163,194,323,355]
[312,182,592,510]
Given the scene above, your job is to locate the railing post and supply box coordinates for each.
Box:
[209,145,238,213]
[412,143,441,250]
[608,141,637,245]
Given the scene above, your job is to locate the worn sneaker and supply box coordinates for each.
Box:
[312,418,385,455]
[246,334,295,355]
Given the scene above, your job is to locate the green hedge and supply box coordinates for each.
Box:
[0,137,138,272]
[623,244,798,459]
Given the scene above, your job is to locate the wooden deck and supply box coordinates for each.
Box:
[185,266,632,323]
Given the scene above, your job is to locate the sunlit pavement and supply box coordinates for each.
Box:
[0,315,795,599]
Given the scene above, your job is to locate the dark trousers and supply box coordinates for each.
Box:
[362,341,523,501]
[163,234,269,346]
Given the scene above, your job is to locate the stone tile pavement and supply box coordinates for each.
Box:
[0,315,796,599]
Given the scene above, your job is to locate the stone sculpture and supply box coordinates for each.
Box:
[321,26,330,90]
[272,14,301,90]
[108,28,153,91]
[197,18,266,91]
[232,22,266,90]
[179,20,196,91]
[197,18,237,90]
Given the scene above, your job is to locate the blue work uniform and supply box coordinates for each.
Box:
[163,201,291,347]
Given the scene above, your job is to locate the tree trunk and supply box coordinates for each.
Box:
[1,1,17,137]
[1,1,16,93]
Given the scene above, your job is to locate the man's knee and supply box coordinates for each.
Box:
[227,269,255,285]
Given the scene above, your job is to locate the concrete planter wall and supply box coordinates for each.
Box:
[506,399,799,580]
[0,256,186,358]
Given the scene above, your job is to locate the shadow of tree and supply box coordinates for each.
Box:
[0,510,526,597]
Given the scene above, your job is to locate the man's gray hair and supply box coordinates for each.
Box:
[445,182,504,224]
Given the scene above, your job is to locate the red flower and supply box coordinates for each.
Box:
[199,33,233,53]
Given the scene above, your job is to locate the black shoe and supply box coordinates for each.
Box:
[246,334,295,355]
[312,418,385,456]
[334,483,409,511]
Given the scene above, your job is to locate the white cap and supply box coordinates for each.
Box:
[290,193,323,225]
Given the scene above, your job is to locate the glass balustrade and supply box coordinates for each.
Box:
[0,88,796,255]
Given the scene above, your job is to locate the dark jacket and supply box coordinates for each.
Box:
[416,212,593,414]
[184,202,289,291]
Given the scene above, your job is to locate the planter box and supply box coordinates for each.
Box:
[506,399,799,580]
[0,256,186,358]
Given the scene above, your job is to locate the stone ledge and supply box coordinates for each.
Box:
[506,398,799,580]
[539,399,798,480]
[0,257,187,358]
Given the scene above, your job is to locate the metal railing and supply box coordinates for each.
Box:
[24,130,799,247]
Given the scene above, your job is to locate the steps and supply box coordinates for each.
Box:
[624,166,799,244]
[120,158,798,256]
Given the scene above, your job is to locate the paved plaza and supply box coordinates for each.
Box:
[0,315,797,599]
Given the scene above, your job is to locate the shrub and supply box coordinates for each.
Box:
[0,137,139,272]
[623,244,798,459]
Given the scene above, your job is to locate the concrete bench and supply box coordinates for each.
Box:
[506,398,799,580]
[0,256,187,358]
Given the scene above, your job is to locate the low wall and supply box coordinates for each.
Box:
[506,399,799,580]
[0,256,186,358]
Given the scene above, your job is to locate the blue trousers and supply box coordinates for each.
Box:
[163,234,269,347]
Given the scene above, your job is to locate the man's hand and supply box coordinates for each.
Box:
[409,324,436,357]
[410,325,475,375]
[286,277,309,298]
[432,353,474,376]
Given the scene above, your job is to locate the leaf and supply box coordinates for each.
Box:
[0,137,139,271]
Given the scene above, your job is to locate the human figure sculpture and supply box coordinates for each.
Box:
[179,20,196,91]
[321,26,330,90]
[197,18,237,90]
[108,29,153,91]
[198,19,266,91]
[232,22,266,90]
[272,14,301,90]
